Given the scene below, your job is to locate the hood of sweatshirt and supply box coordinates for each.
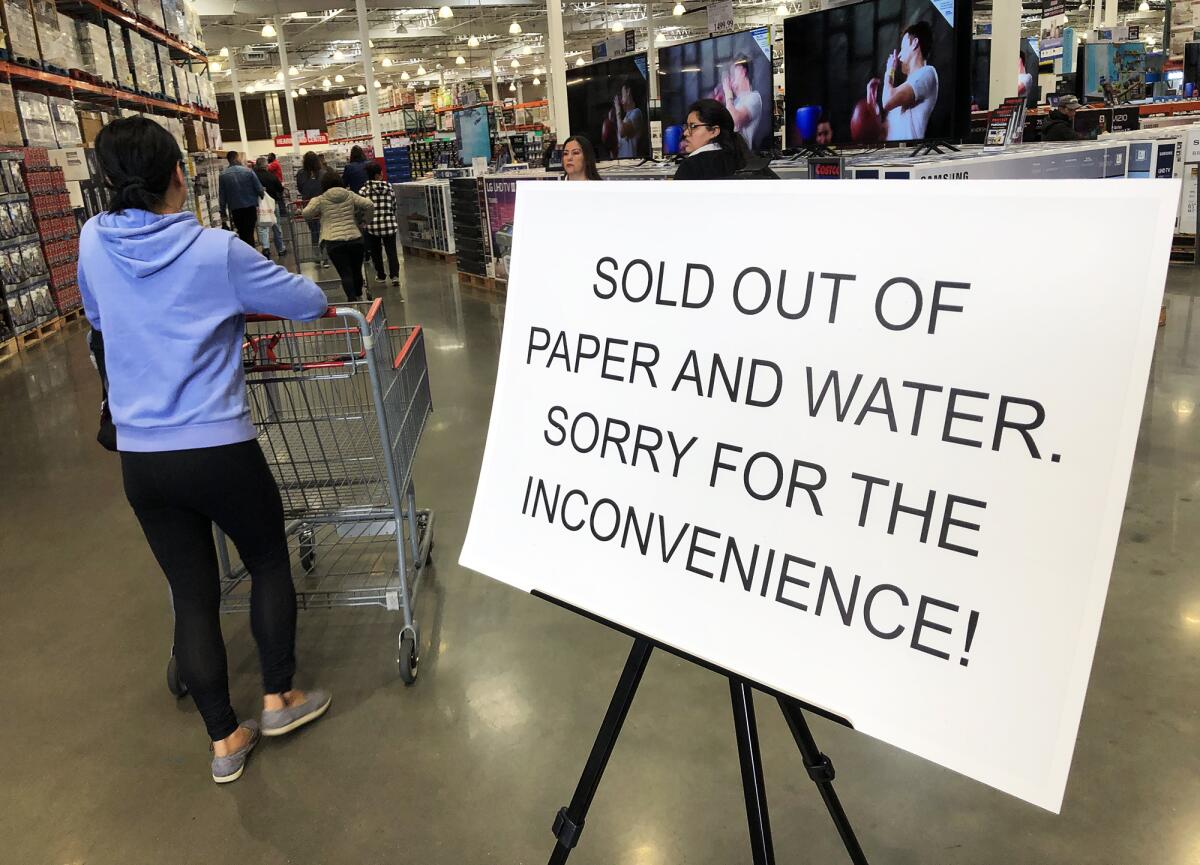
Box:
[92,209,205,279]
[322,187,355,205]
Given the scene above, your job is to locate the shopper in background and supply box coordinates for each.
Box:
[295,150,330,268]
[266,152,284,185]
[562,135,602,181]
[360,162,401,285]
[303,172,373,302]
[341,145,370,192]
[82,116,332,785]
[673,99,748,180]
[218,150,263,247]
[252,156,288,259]
[1042,95,1083,141]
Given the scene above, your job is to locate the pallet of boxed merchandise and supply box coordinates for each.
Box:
[47,97,80,147]
[160,0,182,40]
[29,0,60,70]
[157,43,176,100]
[107,20,134,89]
[56,13,83,74]
[16,92,55,148]
[2,0,39,64]
[139,0,165,31]
[75,21,115,83]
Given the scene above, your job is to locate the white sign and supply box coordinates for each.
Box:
[708,0,735,35]
[460,181,1178,813]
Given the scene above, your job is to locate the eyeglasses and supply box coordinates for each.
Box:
[683,122,714,132]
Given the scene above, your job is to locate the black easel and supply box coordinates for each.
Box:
[538,598,871,865]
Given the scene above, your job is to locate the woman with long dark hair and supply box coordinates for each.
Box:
[296,150,330,267]
[252,156,287,258]
[561,135,602,181]
[342,144,369,192]
[673,98,750,180]
[80,116,332,784]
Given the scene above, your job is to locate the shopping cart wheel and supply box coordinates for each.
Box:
[398,632,419,685]
[167,652,188,699]
[299,527,317,573]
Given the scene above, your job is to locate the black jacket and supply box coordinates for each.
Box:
[1041,110,1080,142]
[674,148,739,180]
[255,168,286,203]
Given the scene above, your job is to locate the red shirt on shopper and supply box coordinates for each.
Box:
[267,156,284,184]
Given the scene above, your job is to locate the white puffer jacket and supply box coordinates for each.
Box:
[301,186,374,243]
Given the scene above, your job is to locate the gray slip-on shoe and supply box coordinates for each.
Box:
[261,690,332,738]
[211,720,260,784]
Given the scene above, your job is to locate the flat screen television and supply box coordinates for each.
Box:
[1184,43,1200,95]
[783,0,970,148]
[969,36,1041,111]
[566,53,651,160]
[657,27,774,154]
[453,105,491,163]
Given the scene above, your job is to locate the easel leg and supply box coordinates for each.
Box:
[777,697,871,865]
[547,638,654,865]
[729,678,775,865]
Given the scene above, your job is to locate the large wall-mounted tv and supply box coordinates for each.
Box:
[566,53,651,160]
[657,27,774,154]
[784,0,971,148]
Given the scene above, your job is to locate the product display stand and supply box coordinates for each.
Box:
[538,597,870,865]
[909,139,961,157]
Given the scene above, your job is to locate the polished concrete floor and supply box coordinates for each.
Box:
[3,255,1200,865]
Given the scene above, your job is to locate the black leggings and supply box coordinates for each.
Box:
[121,440,296,742]
[366,232,400,280]
[230,206,257,248]
[327,238,365,301]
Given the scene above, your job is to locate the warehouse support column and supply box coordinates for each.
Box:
[988,0,1020,109]
[355,0,385,157]
[546,0,570,137]
[648,1,659,102]
[275,16,301,159]
[229,53,249,150]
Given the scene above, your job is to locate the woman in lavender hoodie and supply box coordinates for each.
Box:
[80,117,333,784]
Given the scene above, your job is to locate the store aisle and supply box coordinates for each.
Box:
[3,259,1200,865]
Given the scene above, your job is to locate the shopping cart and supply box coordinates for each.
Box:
[169,300,435,689]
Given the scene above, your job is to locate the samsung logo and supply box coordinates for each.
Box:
[920,171,970,179]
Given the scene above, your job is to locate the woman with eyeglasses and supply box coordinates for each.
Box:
[673,98,749,181]
[80,116,333,785]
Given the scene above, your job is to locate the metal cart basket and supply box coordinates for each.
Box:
[210,300,434,684]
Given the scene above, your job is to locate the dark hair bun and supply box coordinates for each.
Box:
[94,116,183,214]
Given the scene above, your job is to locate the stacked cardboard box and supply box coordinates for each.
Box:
[55,13,82,72]
[47,97,80,146]
[0,85,22,147]
[22,154,77,315]
[29,0,59,67]
[139,0,165,31]
[3,0,39,62]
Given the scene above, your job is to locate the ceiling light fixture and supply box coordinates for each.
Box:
[467,35,479,47]
[275,70,284,82]
[374,80,381,88]
[1139,0,1149,9]
[382,57,392,66]
[532,76,540,84]
[776,2,787,15]
[287,65,298,76]
[417,64,427,75]
[335,73,345,82]
[673,2,685,14]
[218,47,229,58]
[509,81,516,91]
[438,5,453,18]
[209,60,221,72]
[261,22,276,38]
[611,21,623,31]
[655,31,666,42]
[333,48,345,60]
[522,45,532,55]
[401,70,410,80]
[509,20,522,34]
[357,84,366,92]
[576,56,585,66]
[456,54,466,64]
[299,87,307,95]
[510,58,519,67]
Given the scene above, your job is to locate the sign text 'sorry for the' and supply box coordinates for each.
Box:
[460,180,1178,813]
